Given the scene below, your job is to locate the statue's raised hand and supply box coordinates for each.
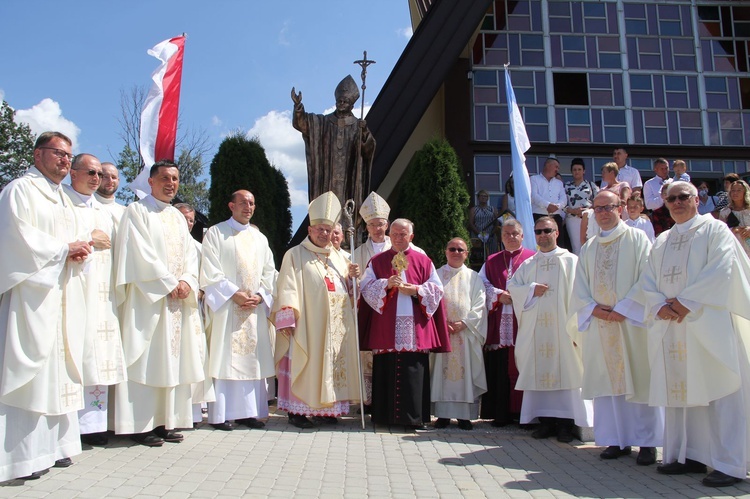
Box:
[291,87,302,106]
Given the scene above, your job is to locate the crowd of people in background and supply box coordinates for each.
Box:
[2,134,750,491]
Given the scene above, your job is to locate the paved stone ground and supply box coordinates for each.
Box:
[2,407,749,498]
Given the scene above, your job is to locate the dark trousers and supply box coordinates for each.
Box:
[371,352,430,426]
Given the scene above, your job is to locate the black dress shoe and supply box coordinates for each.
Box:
[657,459,707,475]
[457,420,473,431]
[288,414,313,429]
[491,419,510,427]
[237,418,266,429]
[434,418,450,429]
[130,432,164,447]
[600,446,632,460]
[81,432,109,446]
[19,471,43,480]
[54,458,72,468]
[636,447,656,465]
[702,470,743,487]
[408,424,432,431]
[210,422,234,431]
[153,426,184,442]
[531,423,556,439]
[311,416,338,425]
[556,424,575,443]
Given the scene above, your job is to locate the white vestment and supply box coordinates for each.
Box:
[94,192,126,231]
[0,168,85,480]
[508,248,590,426]
[113,195,207,433]
[430,265,487,420]
[629,214,750,477]
[201,218,276,423]
[573,222,663,447]
[64,186,127,435]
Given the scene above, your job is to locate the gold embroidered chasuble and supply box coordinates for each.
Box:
[200,220,276,381]
[508,248,582,392]
[430,265,487,403]
[272,238,360,408]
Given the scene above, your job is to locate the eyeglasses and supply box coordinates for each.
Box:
[534,228,556,235]
[73,168,103,178]
[665,193,694,203]
[39,147,74,162]
[593,204,619,213]
[367,221,387,229]
[447,247,466,253]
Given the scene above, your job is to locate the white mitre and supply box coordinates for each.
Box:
[309,191,342,226]
[359,191,390,222]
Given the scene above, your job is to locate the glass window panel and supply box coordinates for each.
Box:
[583,2,605,17]
[527,125,549,142]
[707,94,729,109]
[474,70,498,86]
[708,112,720,145]
[548,2,570,17]
[475,88,499,104]
[508,34,521,65]
[524,107,548,124]
[592,111,603,142]
[475,108,487,141]
[640,54,662,70]
[672,39,694,56]
[564,53,587,67]
[661,39,674,71]
[680,129,702,145]
[680,112,701,128]
[720,112,742,129]
[665,76,686,91]
[531,0,542,31]
[516,88,536,105]
[645,111,666,126]
[658,5,680,19]
[551,38,563,66]
[698,6,719,21]
[485,50,509,66]
[598,37,620,52]
[585,19,607,34]
[654,76,665,107]
[590,90,613,106]
[632,91,654,107]
[729,78,741,109]
[699,22,721,37]
[691,160,711,172]
[735,7,750,21]
[687,77,699,108]
[567,109,591,125]
[626,20,647,35]
[556,109,567,139]
[713,40,734,57]
[660,21,682,36]
[511,1,530,15]
[613,76,624,106]
[490,34,507,49]
[589,73,611,89]
[550,18,571,33]
[487,106,505,123]
[667,111,679,143]
[508,16,531,31]
[475,156,499,172]
[514,71,534,86]
[587,37,599,67]
[674,56,696,71]
[681,6,693,36]
[722,130,743,145]
[522,34,543,50]
[523,51,545,66]
[476,174,501,191]
[604,127,627,144]
[633,111,645,143]
[630,75,652,90]
[627,38,639,68]
[603,109,626,125]
[639,38,660,54]
[714,55,737,72]
[599,53,621,68]
[568,126,592,142]
[646,128,668,143]
[562,36,585,51]
[488,124,504,141]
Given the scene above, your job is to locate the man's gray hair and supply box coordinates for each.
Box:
[502,218,523,232]
[666,181,698,197]
[390,218,414,235]
[174,202,195,213]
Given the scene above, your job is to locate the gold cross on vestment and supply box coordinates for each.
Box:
[537,313,555,328]
[101,360,118,381]
[99,282,109,302]
[540,373,557,389]
[670,234,691,251]
[538,342,555,358]
[98,322,116,341]
[61,383,79,407]
[668,341,687,362]
[670,381,687,403]
[662,266,682,284]
[540,259,556,272]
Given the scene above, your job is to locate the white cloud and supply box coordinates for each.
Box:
[278,20,291,46]
[14,98,81,149]
[397,26,413,39]
[323,103,371,118]
[211,115,223,127]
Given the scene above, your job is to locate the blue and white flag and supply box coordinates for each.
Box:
[504,66,536,251]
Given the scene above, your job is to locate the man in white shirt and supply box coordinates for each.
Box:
[530,157,569,250]
[642,159,670,212]
[603,147,643,192]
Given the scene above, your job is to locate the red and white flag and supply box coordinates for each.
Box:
[130,35,186,199]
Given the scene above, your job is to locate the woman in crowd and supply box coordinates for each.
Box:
[696,180,716,216]
[601,162,631,220]
[469,190,499,258]
[719,179,750,258]
[564,158,598,254]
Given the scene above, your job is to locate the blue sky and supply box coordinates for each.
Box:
[0,1,412,228]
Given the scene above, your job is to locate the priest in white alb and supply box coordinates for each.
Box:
[0,132,94,481]
[431,238,487,430]
[201,190,276,431]
[95,162,126,229]
[573,191,662,466]
[628,181,750,488]
[64,154,127,447]
[508,216,589,443]
[272,191,361,429]
[113,160,207,447]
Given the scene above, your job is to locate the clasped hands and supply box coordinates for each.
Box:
[657,298,689,323]
[232,291,262,310]
[169,280,191,300]
[592,304,626,322]
[386,275,419,297]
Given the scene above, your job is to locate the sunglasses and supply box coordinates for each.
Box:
[447,247,466,253]
[665,193,694,203]
[73,168,104,178]
[534,228,556,235]
[593,204,619,213]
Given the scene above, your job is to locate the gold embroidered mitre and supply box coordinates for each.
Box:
[309,191,342,226]
[359,191,390,223]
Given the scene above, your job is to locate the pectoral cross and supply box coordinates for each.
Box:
[537,313,554,328]
[670,381,687,402]
[101,361,118,381]
[540,259,556,272]
[669,341,687,362]
[540,373,557,389]
[61,383,79,407]
[98,322,116,341]
[662,266,682,284]
[538,342,555,358]
[670,234,690,251]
